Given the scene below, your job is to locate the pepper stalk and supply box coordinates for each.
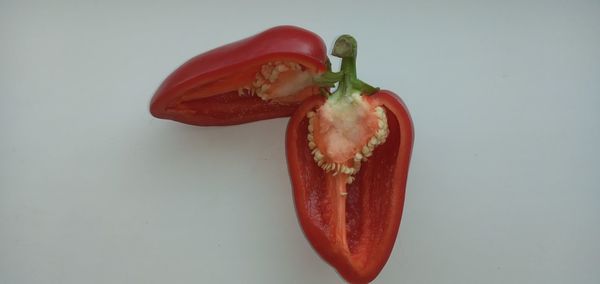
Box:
[313,35,379,97]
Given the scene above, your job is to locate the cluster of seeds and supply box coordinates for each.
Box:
[237,61,303,100]
[307,106,389,184]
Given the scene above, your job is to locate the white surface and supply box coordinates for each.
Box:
[1,0,599,283]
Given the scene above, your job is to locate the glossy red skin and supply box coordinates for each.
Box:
[286,90,414,283]
[150,26,327,126]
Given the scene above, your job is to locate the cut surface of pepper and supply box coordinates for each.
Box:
[150,26,328,126]
[286,35,414,283]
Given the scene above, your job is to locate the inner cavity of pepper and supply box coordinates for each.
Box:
[305,94,391,255]
[169,61,318,115]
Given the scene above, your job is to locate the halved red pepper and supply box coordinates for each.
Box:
[286,36,414,283]
[150,25,328,126]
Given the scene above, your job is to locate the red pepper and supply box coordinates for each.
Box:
[286,36,414,283]
[150,26,327,126]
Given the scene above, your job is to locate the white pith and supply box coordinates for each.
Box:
[237,61,313,101]
[307,94,389,184]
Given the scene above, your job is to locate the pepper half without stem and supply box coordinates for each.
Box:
[150,26,328,126]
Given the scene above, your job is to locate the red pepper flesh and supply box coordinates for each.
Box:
[150,26,327,126]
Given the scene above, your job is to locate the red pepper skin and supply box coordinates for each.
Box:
[286,90,414,283]
[150,26,327,126]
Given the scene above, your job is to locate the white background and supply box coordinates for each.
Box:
[1,0,599,283]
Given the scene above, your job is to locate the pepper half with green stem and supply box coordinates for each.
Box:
[286,35,414,283]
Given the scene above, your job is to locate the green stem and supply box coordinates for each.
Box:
[312,35,379,97]
[331,35,379,98]
[313,70,343,88]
